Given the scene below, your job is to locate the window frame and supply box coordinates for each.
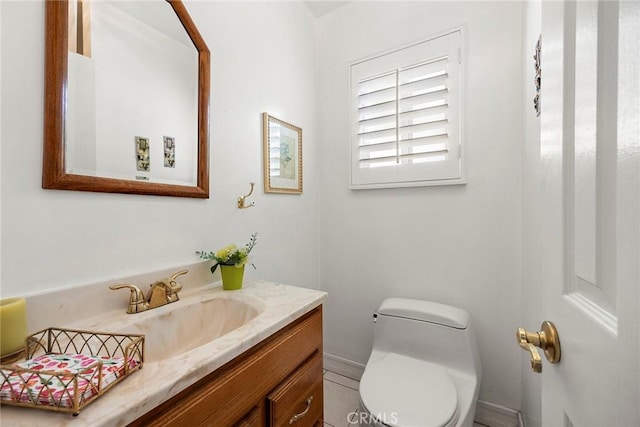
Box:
[348,26,467,190]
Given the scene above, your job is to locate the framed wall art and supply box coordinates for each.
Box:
[135,136,150,172]
[164,136,176,168]
[263,113,302,194]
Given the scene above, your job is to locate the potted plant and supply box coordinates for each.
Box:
[198,233,257,290]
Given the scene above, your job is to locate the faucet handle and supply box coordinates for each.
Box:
[170,269,188,282]
[109,284,145,301]
[164,270,188,302]
[168,269,188,292]
[109,284,148,314]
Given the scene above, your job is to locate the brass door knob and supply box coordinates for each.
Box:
[516,321,561,373]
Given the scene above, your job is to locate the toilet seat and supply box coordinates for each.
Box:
[359,353,460,427]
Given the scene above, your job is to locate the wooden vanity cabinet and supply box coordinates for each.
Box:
[129,306,323,427]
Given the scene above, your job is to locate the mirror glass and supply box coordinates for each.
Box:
[43,0,209,198]
[65,0,199,185]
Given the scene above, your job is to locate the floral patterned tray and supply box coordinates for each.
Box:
[0,328,144,415]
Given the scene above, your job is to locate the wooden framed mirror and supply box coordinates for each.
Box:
[43,0,210,198]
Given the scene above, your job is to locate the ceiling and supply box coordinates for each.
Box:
[303,1,351,18]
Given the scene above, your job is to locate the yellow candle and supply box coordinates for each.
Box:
[0,297,28,357]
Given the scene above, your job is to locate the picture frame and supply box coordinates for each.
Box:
[263,113,302,194]
[163,136,176,168]
[135,136,150,172]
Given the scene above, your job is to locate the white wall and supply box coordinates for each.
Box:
[0,1,319,297]
[520,1,542,426]
[316,1,524,409]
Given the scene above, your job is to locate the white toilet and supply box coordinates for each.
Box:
[358,298,481,427]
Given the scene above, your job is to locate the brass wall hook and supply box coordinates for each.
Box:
[237,182,256,209]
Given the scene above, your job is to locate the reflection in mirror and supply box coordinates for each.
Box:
[66,1,198,185]
[43,0,210,198]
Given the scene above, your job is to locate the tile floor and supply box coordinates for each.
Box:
[323,370,361,427]
[322,369,487,427]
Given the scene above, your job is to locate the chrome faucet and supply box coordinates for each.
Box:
[110,270,188,314]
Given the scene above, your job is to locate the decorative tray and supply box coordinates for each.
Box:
[0,327,144,416]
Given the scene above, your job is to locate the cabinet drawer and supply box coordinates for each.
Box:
[235,406,262,427]
[268,352,323,427]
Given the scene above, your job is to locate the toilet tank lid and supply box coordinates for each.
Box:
[377,298,470,329]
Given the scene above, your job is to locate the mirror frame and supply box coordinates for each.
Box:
[43,0,210,198]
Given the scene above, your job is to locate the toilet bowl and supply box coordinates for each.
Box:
[358,298,481,427]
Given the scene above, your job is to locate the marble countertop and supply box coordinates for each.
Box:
[0,280,327,426]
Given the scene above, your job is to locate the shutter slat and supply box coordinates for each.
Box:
[358,140,397,150]
[359,150,448,165]
[358,157,399,168]
[359,146,398,160]
[358,127,396,146]
[358,87,395,108]
[399,150,448,164]
[358,83,396,97]
[359,112,396,123]
[359,70,396,84]
[399,118,448,131]
[399,71,447,88]
[358,99,396,111]
[398,57,448,84]
[399,103,448,116]
[358,139,398,151]
[400,131,448,142]
[399,149,448,159]
[399,120,448,141]
[358,102,397,121]
[399,90,448,113]
[359,154,398,162]
[399,108,448,127]
[358,114,396,134]
[399,75,448,100]
[398,134,449,148]
[399,88,448,103]
[358,72,396,97]
[358,125,399,136]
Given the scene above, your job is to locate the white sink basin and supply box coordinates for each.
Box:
[117,296,264,362]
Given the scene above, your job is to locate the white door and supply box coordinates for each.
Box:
[539,1,639,426]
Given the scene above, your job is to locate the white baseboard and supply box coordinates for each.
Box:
[518,412,526,427]
[522,412,539,427]
[475,401,523,427]
[323,352,365,381]
[324,353,524,427]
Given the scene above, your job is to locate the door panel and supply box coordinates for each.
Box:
[540,1,639,426]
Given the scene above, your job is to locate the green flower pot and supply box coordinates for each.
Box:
[220,265,244,290]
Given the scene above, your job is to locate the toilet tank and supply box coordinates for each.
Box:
[371,298,481,377]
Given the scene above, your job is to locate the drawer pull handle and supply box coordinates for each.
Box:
[289,395,313,424]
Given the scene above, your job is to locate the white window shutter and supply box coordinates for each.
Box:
[350,29,465,189]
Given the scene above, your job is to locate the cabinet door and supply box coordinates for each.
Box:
[267,353,323,427]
